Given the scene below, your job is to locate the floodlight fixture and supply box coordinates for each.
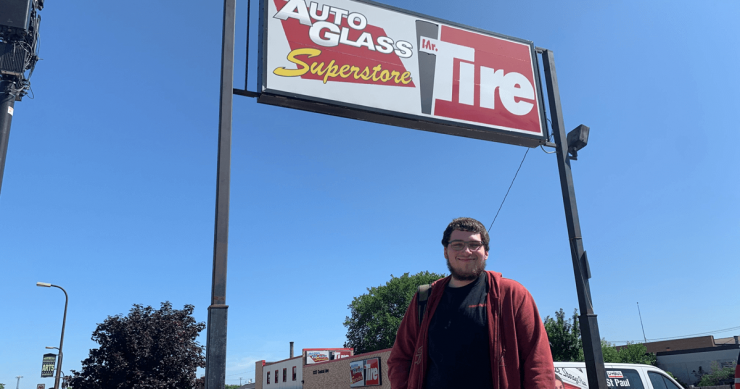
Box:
[566,124,590,160]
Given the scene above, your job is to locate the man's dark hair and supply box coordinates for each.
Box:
[555,374,563,384]
[441,217,490,252]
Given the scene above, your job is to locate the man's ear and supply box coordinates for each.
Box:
[443,247,448,260]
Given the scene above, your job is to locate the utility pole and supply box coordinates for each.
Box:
[14,376,22,389]
[0,0,44,197]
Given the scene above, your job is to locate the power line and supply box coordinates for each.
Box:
[488,148,530,232]
[609,325,740,344]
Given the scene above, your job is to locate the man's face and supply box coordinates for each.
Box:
[555,380,564,389]
[444,230,488,282]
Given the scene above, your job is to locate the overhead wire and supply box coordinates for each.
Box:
[488,116,559,232]
[488,147,530,232]
[608,325,740,344]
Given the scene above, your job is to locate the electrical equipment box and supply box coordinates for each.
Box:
[0,0,33,32]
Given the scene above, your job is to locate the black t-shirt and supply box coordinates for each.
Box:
[425,272,492,389]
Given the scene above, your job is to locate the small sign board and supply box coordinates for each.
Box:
[349,360,364,387]
[37,384,46,389]
[259,0,548,147]
[348,357,382,387]
[41,353,56,378]
[306,350,331,364]
[364,357,381,386]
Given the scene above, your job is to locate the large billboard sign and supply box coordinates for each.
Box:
[259,0,548,147]
[304,347,354,364]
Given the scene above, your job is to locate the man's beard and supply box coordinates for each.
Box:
[446,256,487,281]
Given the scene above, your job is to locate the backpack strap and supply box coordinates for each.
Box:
[417,284,432,326]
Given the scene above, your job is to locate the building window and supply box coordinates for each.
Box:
[292,366,297,381]
[283,368,287,382]
[267,372,270,384]
[275,370,278,384]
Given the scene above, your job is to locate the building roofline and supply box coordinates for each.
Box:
[656,344,740,356]
[305,348,392,366]
[264,355,303,366]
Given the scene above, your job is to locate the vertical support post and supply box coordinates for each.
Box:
[541,49,608,389]
[0,80,17,197]
[205,0,235,388]
[54,285,68,389]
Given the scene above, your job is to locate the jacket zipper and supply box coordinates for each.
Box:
[498,296,505,389]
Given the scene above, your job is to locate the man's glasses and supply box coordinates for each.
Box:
[447,240,484,251]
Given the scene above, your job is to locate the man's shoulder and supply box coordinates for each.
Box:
[429,276,450,288]
[488,272,534,300]
[499,277,530,292]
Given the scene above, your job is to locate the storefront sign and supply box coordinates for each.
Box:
[364,357,381,386]
[307,350,331,364]
[348,357,381,387]
[333,350,352,360]
[259,0,547,147]
[349,360,365,387]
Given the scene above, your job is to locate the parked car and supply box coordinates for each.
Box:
[554,362,684,389]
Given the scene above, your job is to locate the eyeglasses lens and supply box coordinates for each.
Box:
[449,241,483,251]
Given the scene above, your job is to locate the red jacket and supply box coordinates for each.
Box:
[388,271,554,389]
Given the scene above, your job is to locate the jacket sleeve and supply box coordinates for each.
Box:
[387,291,420,389]
[515,289,555,389]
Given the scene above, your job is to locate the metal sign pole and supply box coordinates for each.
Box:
[540,48,608,389]
[205,0,235,388]
[0,80,16,197]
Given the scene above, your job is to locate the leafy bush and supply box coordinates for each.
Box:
[696,361,734,387]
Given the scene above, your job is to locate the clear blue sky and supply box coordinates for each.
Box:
[1,0,738,387]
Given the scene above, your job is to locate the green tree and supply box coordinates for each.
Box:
[615,342,656,365]
[592,341,656,364]
[69,302,206,389]
[344,271,446,354]
[697,362,734,387]
[547,309,655,365]
[544,308,582,362]
[600,339,620,363]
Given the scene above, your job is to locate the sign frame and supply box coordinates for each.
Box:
[257,0,549,147]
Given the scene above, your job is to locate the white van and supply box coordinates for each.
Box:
[554,362,684,389]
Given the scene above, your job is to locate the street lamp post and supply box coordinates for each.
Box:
[37,282,68,389]
[45,347,63,387]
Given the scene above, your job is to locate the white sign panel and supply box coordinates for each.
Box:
[306,350,331,364]
[259,0,548,146]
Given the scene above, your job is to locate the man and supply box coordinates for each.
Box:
[388,217,554,389]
